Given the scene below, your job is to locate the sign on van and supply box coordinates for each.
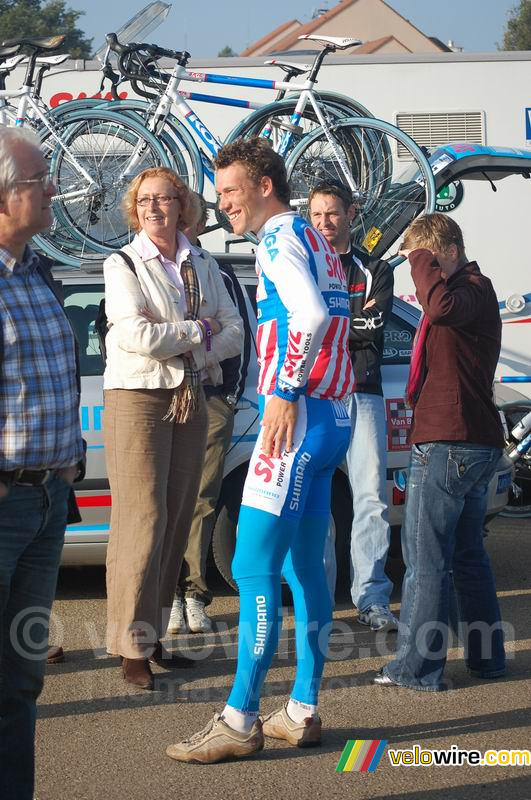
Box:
[526,108,531,143]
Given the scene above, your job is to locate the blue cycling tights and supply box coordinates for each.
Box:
[226,395,350,712]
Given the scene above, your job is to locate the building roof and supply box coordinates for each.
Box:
[240,19,300,57]
[242,0,447,57]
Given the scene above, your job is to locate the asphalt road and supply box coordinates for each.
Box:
[35,515,531,800]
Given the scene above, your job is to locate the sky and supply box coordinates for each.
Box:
[66,0,518,58]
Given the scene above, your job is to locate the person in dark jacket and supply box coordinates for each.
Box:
[374,212,506,692]
[309,181,398,630]
[168,193,250,634]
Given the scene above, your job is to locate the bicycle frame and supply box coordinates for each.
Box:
[129,61,357,190]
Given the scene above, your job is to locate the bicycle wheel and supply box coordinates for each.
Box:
[89,101,205,193]
[219,98,377,241]
[286,116,436,259]
[34,108,173,265]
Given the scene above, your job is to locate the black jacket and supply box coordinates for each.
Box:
[340,247,394,396]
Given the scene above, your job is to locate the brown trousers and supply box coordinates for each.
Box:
[178,393,235,604]
[104,388,207,658]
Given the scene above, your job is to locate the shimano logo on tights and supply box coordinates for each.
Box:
[254,595,267,656]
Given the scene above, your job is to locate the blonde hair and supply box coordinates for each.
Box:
[402,213,465,258]
[122,167,195,232]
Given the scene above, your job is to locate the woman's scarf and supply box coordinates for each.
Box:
[164,254,201,423]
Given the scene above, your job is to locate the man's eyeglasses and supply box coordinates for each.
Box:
[136,195,178,207]
[13,174,55,191]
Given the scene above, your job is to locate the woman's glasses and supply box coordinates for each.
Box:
[136,195,178,207]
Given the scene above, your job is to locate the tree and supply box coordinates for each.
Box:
[0,0,92,59]
[500,0,531,50]
[218,45,238,57]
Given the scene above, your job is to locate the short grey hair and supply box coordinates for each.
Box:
[0,127,42,195]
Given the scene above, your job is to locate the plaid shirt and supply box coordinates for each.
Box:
[0,245,83,470]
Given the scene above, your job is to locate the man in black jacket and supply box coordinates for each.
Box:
[309,181,398,631]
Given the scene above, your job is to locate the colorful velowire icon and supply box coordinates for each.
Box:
[335,739,388,772]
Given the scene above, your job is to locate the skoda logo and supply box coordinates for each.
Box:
[435,181,464,213]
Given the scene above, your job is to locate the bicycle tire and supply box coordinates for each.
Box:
[286,116,436,258]
[90,101,205,193]
[218,97,377,241]
[34,108,173,265]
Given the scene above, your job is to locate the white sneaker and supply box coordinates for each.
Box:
[185,597,213,633]
[167,596,188,634]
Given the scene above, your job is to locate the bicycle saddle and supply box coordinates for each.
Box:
[0,54,25,71]
[1,34,66,52]
[265,59,311,76]
[298,35,362,49]
[36,53,70,65]
[0,44,20,59]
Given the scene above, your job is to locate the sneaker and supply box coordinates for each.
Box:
[167,596,188,635]
[262,702,322,747]
[166,713,264,764]
[358,605,399,632]
[185,597,212,633]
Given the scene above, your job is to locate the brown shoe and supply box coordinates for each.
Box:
[121,657,154,690]
[262,703,322,747]
[46,645,65,664]
[149,640,194,669]
[166,714,264,764]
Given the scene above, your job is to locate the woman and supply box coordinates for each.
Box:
[103,167,243,689]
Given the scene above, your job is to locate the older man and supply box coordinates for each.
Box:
[0,128,84,800]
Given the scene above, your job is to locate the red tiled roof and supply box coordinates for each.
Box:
[241,19,300,57]
[356,35,412,53]
[242,0,446,56]
[269,0,360,54]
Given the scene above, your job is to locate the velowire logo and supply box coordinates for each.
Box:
[336,740,388,772]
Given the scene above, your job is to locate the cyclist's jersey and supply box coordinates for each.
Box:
[256,212,354,401]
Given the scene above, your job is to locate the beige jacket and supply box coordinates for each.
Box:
[103,243,244,390]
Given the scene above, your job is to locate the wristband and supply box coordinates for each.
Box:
[201,318,213,352]
[274,380,300,403]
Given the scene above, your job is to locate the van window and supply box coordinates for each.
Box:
[382,313,415,365]
[63,285,105,376]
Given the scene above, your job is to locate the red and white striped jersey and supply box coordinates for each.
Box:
[255,212,355,400]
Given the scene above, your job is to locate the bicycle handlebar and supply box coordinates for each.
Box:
[105,32,190,67]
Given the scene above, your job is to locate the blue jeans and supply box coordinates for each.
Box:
[346,393,392,610]
[0,474,70,800]
[385,442,505,691]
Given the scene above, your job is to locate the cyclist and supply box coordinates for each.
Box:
[166,138,354,763]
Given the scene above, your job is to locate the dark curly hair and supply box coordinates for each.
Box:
[214,137,291,204]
